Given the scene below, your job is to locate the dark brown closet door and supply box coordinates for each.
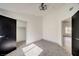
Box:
[72,11,79,56]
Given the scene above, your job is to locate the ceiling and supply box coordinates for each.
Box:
[0,3,66,16]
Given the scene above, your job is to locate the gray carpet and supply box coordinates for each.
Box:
[6,39,70,56]
[34,39,70,56]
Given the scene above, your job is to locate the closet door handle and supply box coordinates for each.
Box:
[0,35,5,38]
[75,38,79,40]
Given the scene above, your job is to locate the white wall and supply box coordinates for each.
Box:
[0,8,43,45]
[17,20,26,28]
[26,16,43,44]
[43,4,79,46]
[17,20,26,42]
[17,27,26,42]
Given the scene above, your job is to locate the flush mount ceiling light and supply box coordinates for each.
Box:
[39,3,47,11]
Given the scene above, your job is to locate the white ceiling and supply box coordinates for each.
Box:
[0,3,66,16]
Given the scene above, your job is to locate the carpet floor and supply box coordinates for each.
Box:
[6,39,70,56]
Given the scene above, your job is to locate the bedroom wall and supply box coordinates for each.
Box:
[0,8,43,45]
[26,16,43,44]
[43,4,79,46]
[17,27,26,42]
[17,20,26,42]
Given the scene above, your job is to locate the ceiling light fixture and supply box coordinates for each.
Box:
[39,3,47,11]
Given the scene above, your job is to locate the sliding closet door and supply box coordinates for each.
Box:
[72,11,79,56]
[0,15,16,56]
